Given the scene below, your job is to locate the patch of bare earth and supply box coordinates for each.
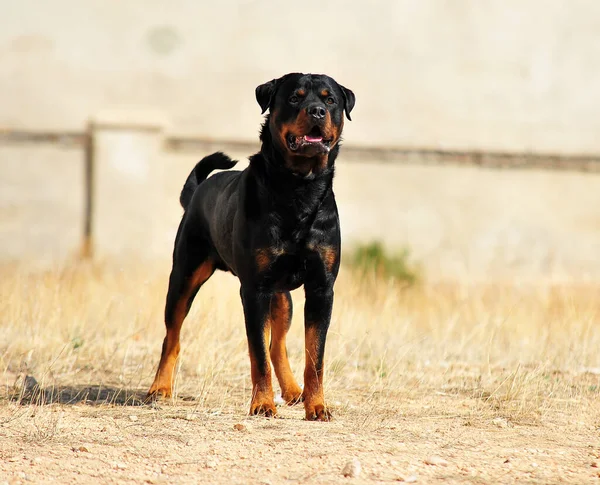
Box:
[1,262,599,484]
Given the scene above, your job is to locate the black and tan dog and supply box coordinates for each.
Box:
[147,73,355,421]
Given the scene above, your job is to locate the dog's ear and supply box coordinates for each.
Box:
[339,84,355,121]
[255,78,282,114]
[256,74,296,114]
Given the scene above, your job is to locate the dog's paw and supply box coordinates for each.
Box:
[304,403,332,422]
[249,398,278,417]
[145,384,172,402]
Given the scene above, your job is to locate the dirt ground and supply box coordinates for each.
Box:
[2,386,600,484]
[1,262,600,484]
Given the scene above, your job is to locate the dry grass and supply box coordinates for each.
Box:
[1,260,599,483]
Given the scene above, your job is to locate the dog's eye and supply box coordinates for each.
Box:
[289,95,299,104]
[326,97,335,105]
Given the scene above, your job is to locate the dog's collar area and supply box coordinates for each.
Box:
[291,168,316,180]
[262,147,331,182]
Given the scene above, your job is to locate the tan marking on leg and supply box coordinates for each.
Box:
[306,243,338,273]
[302,325,331,421]
[319,245,337,273]
[147,261,214,399]
[269,294,302,405]
[248,321,276,416]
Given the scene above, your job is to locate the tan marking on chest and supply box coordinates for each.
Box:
[255,247,286,272]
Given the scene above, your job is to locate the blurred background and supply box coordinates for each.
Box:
[2,0,600,282]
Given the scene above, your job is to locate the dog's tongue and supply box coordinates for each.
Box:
[304,135,323,143]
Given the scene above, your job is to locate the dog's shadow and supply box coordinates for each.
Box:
[11,384,149,406]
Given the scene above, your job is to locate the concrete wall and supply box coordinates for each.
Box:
[0,144,84,262]
[2,1,600,154]
[335,162,600,282]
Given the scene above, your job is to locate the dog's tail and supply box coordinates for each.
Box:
[179,152,238,210]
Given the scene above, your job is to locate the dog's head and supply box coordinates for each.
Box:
[256,73,355,177]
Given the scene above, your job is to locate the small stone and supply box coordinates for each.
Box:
[342,458,361,478]
[404,476,418,483]
[185,413,197,421]
[78,446,89,453]
[424,456,448,466]
[129,415,138,422]
[115,462,128,470]
[205,458,219,469]
[592,461,599,468]
[233,423,248,432]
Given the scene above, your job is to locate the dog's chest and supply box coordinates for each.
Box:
[258,243,309,291]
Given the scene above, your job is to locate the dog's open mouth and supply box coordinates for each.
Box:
[287,126,332,152]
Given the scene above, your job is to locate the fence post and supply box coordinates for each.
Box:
[80,123,94,258]
[84,111,169,259]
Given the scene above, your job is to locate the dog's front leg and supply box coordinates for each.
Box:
[240,287,277,417]
[303,261,335,421]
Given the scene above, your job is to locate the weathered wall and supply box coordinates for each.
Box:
[334,162,600,282]
[2,0,600,154]
[2,1,599,280]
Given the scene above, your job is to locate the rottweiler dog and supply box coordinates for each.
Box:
[147,73,355,421]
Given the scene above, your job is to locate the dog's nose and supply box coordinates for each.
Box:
[308,104,326,120]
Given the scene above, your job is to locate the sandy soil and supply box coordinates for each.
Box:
[1,383,600,484]
[1,263,600,484]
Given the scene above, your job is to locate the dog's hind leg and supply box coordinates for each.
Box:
[269,292,303,404]
[147,237,215,400]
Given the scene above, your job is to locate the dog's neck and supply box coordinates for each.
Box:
[249,116,339,221]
